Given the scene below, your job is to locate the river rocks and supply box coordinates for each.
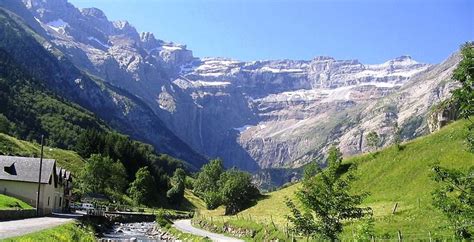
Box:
[100,222,178,241]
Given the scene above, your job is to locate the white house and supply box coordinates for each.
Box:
[0,156,72,215]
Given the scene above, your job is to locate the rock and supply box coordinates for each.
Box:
[428,101,459,132]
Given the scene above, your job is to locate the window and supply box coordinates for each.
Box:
[59,197,62,207]
[4,163,16,175]
[47,197,50,206]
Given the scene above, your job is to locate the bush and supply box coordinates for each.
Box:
[185,176,194,190]
[156,209,171,228]
[203,191,222,210]
[167,168,185,204]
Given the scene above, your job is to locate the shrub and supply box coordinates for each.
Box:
[156,209,171,228]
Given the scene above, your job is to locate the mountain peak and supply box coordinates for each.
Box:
[80,7,107,20]
[23,0,69,9]
[312,56,335,62]
[386,55,420,66]
[113,20,131,30]
[140,32,156,42]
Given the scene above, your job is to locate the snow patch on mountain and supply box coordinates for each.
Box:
[258,82,403,103]
[46,18,68,32]
[260,66,305,73]
[191,80,231,87]
[87,36,110,48]
[234,125,253,133]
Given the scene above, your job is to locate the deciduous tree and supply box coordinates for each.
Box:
[167,168,186,204]
[78,154,127,195]
[128,166,156,206]
[286,146,370,241]
[432,165,474,239]
[219,169,260,215]
[366,131,380,152]
[452,42,474,120]
[193,159,224,209]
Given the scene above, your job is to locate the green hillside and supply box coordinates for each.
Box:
[346,120,473,237]
[197,120,474,239]
[0,194,32,210]
[0,132,84,174]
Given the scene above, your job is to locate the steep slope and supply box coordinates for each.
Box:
[0,132,84,174]
[0,4,207,168]
[231,120,474,237]
[0,47,108,150]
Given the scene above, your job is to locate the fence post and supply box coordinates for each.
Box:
[371,235,375,242]
[397,230,402,242]
[429,231,432,242]
[392,202,399,214]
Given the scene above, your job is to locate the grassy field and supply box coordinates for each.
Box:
[1,222,95,242]
[193,120,474,240]
[0,133,85,174]
[0,194,32,210]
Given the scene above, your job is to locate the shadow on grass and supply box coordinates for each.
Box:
[255,193,270,202]
[336,163,353,176]
[174,197,197,211]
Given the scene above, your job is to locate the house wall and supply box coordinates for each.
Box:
[54,180,65,213]
[0,178,63,215]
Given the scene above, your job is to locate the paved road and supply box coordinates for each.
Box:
[0,216,75,239]
[173,219,244,242]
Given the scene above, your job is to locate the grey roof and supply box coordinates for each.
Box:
[0,155,56,184]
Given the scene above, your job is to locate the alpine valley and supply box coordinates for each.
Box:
[0,0,461,187]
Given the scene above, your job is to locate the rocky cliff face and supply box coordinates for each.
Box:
[14,0,460,171]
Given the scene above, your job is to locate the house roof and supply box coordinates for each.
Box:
[0,155,56,184]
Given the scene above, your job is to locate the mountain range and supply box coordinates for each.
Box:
[0,0,460,182]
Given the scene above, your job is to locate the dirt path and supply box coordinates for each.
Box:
[173,219,244,242]
[0,216,74,239]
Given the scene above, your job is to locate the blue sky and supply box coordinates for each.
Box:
[69,0,473,64]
